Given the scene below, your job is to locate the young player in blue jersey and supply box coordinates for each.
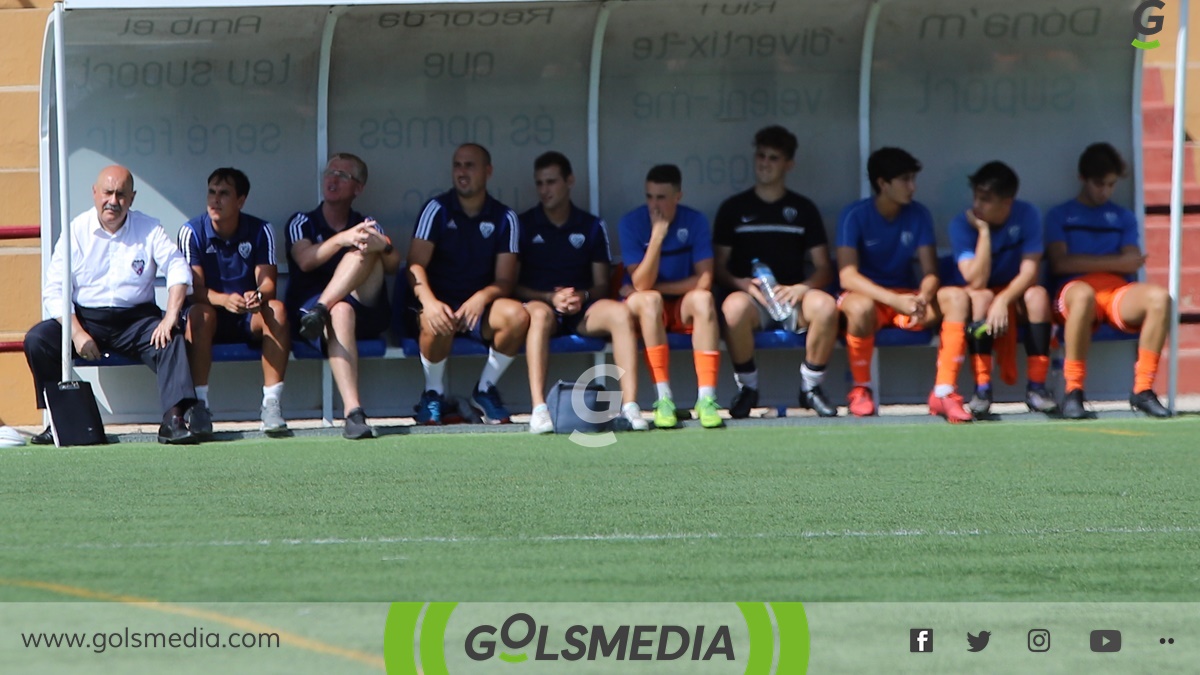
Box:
[286,153,402,439]
[836,147,973,422]
[714,126,839,419]
[948,161,1057,416]
[1045,143,1171,419]
[179,168,290,436]
[407,143,531,425]
[517,152,649,434]
[618,164,723,429]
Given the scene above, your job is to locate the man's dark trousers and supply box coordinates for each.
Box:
[24,303,196,413]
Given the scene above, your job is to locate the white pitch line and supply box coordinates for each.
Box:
[1,526,1197,552]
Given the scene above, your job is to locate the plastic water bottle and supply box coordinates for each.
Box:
[751,258,790,322]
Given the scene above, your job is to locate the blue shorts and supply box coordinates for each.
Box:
[523,299,592,338]
[412,300,507,346]
[183,303,257,345]
[454,301,495,345]
[294,293,390,350]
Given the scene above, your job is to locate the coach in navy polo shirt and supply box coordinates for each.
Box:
[179,168,290,437]
[407,143,530,426]
[285,153,401,440]
[515,151,648,434]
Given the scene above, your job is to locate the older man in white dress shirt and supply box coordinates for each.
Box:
[23,165,199,444]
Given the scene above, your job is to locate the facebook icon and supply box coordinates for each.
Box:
[910,628,934,653]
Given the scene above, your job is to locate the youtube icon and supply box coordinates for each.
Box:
[1090,630,1122,653]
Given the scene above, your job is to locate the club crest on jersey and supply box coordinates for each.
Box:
[900,231,914,247]
[1105,211,1118,224]
[131,258,145,276]
[479,221,495,238]
[569,233,586,249]
[677,228,689,244]
[783,207,798,223]
[238,242,252,259]
[1008,224,1021,240]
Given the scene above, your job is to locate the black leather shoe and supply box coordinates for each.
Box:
[1130,390,1172,418]
[728,386,758,419]
[1061,389,1093,420]
[158,415,197,445]
[800,385,839,417]
[186,404,214,439]
[30,425,54,445]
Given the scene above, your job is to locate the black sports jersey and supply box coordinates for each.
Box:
[518,204,611,292]
[712,189,827,286]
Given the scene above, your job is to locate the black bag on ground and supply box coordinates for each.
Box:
[546,380,615,434]
[44,381,108,447]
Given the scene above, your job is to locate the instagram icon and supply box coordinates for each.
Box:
[1028,629,1051,652]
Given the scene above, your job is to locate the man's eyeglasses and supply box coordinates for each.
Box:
[324,169,360,183]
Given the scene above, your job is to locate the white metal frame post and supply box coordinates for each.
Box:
[315,7,343,428]
[53,2,73,383]
[1168,0,1190,413]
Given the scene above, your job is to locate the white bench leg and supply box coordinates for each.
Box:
[322,360,333,428]
[869,348,881,414]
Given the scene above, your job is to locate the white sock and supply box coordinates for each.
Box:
[262,382,284,403]
[655,382,673,400]
[698,386,716,400]
[934,383,955,398]
[733,370,759,391]
[421,354,446,394]
[800,364,824,393]
[478,348,515,393]
[195,385,209,406]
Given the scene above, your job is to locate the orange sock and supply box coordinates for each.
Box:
[645,344,670,384]
[936,322,967,387]
[972,354,993,387]
[694,350,720,391]
[1064,359,1087,393]
[1134,348,1161,393]
[845,333,874,386]
[1027,355,1049,386]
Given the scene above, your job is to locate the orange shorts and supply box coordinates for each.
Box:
[1054,273,1137,334]
[662,295,693,335]
[837,289,925,332]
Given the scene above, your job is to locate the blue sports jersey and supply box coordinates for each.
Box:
[284,204,379,309]
[949,200,1043,288]
[618,204,713,285]
[835,197,936,289]
[179,212,275,295]
[412,190,519,308]
[1044,198,1140,284]
[518,203,611,293]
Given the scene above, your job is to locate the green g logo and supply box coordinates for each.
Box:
[1133,0,1166,49]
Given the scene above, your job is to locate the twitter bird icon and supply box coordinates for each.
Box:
[967,631,991,652]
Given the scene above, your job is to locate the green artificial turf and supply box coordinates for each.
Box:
[2,418,1197,603]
